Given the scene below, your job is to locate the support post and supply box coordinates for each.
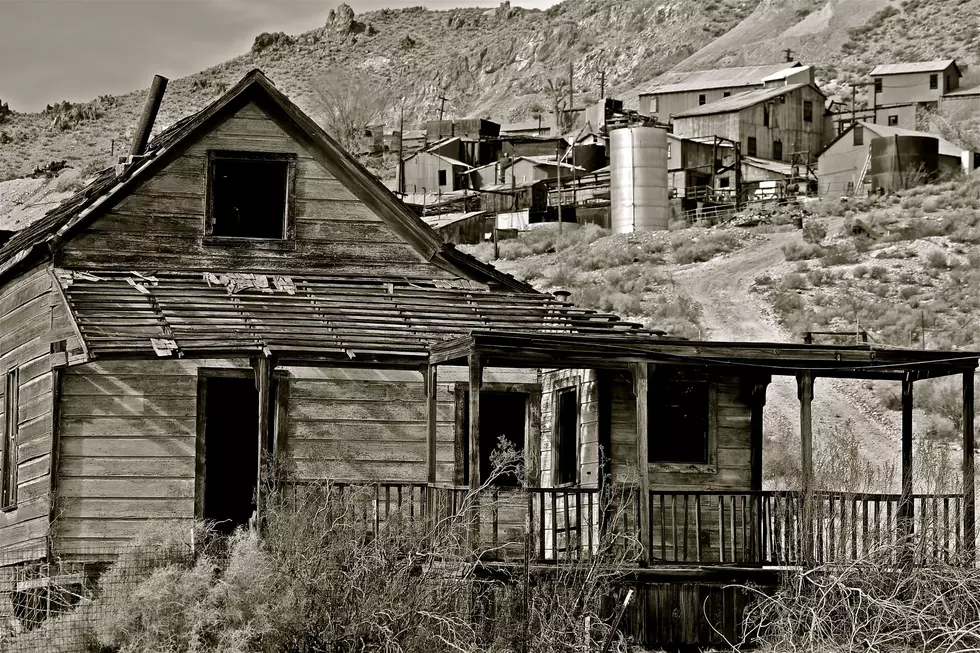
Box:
[899,373,915,544]
[797,372,814,563]
[425,365,438,486]
[468,354,483,550]
[253,357,272,529]
[631,363,651,564]
[963,371,975,563]
[749,378,769,563]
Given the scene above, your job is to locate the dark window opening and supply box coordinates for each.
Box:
[2,369,19,510]
[763,105,770,127]
[803,100,813,123]
[945,75,951,92]
[718,177,730,188]
[874,78,882,94]
[555,387,578,485]
[747,137,757,157]
[779,95,786,104]
[648,375,709,464]
[723,91,731,98]
[438,169,448,186]
[202,376,275,533]
[698,94,706,106]
[853,124,864,146]
[773,140,783,161]
[461,391,527,486]
[974,152,980,170]
[930,74,938,90]
[888,114,899,126]
[208,152,294,240]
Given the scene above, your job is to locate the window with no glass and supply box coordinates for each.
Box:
[747,137,757,157]
[206,151,296,241]
[888,115,899,126]
[929,74,938,90]
[773,140,783,161]
[698,94,707,106]
[803,100,813,123]
[554,387,579,485]
[648,371,711,466]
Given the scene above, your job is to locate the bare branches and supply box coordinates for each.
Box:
[311,68,391,154]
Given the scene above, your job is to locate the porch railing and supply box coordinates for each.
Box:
[273,482,968,566]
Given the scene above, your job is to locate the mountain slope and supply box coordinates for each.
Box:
[0,0,756,181]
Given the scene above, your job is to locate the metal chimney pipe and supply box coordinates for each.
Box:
[129,75,169,156]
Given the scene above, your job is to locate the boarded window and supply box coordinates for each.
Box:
[773,140,783,161]
[874,78,882,93]
[888,115,899,126]
[763,105,770,127]
[853,124,864,146]
[648,374,709,465]
[2,369,19,510]
[554,387,578,485]
[803,100,813,123]
[459,391,528,486]
[207,151,295,240]
[930,74,938,90]
[438,169,447,186]
[698,94,706,106]
[747,137,757,157]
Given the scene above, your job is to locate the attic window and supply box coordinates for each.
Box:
[438,169,447,186]
[930,74,938,90]
[723,91,731,98]
[698,94,707,106]
[205,151,296,244]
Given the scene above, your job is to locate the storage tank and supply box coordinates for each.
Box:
[610,126,669,232]
[869,135,938,193]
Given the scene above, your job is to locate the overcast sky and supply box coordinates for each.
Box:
[0,0,557,112]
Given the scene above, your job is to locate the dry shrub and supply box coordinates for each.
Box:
[782,240,825,261]
[741,551,980,653]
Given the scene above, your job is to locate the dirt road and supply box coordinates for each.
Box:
[672,232,902,486]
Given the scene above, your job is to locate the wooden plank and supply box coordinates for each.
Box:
[426,365,438,485]
[289,421,452,441]
[633,362,651,563]
[62,374,199,397]
[899,375,914,542]
[58,478,194,499]
[289,401,453,422]
[289,379,429,401]
[59,456,195,477]
[58,497,194,519]
[60,417,196,437]
[60,437,196,458]
[61,395,196,417]
[288,440,453,462]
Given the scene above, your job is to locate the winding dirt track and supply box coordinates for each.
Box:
[671,233,902,486]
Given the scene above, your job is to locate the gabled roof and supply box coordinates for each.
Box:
[511,155,583,172]
[870,60,959,76]
[673,82,818,118]
[640,62,802,96]
[0,69,526,292]
[818,121,968,159]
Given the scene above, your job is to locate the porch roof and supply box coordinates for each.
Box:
[429,331,980,379]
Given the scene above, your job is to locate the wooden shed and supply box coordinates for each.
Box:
[1,68,978,648]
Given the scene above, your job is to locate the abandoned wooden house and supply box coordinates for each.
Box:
[1,69,979,646]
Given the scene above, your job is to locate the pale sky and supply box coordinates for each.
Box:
[0,0,558,111]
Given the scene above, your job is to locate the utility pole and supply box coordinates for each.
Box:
[734,141,742,212]
[437,95,449,136]
[600,70,606,98]
[783,48,794,63]
[556,142,563,234]
[397,103,405,197]
[568,62,574,132]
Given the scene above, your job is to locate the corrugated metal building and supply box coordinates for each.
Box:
[638,62,802,123]
[672,82,830,164]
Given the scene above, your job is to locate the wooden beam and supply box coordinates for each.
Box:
[253,356,272,528]
[797,371,814,563]
[899,373,915,543]
[964,371,975,563]
[525,390,542,488]
[468,354,483,550]
[631,362,651,565]
[749,377,771,492]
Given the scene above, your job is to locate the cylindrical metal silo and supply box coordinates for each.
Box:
[610,126,669,233]
[870,135,939,193]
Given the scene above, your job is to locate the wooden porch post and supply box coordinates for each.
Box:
[468,354,483,550]
[425,364,438,529]
[750,378,770,563]
[797,371,814,563]
[631,362,650,565]
[253,356,272,527]
[963,371,975,563]
[899,373,914,543]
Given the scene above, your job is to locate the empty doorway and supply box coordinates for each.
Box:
[201,376,261,533]
[460,390,528,486]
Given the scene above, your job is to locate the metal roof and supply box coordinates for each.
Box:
[423,211,487,229]
[870,60,958,76]
[943,85,980,97]
[55,270,648,362]
[673,82,813,118]
[639,63,801,96]
[860,122,966,158]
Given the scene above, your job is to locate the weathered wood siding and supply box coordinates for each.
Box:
[737,85,828,162]
[58,102,447,278]
[540,369,601,489]
[0,266,80,563]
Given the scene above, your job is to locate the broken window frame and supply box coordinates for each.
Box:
[553,385,579,486]
[454,382,539,487]
[203,150,297,251]
[2,369,19,511]
[647,369,717,472]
